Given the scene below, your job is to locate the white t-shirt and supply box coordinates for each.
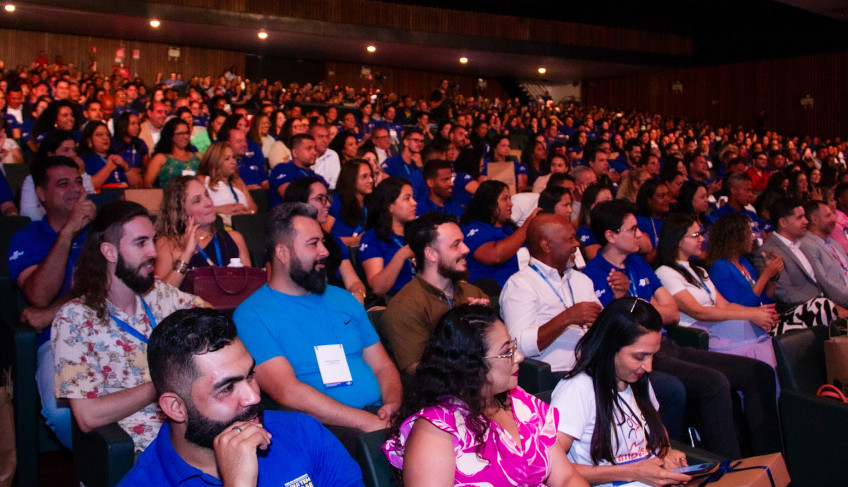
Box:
[552,372,659,487]
[655,262,716,326]
[2,137,21,164]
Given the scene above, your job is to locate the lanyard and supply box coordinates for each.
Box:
[110,298,156,344]
[227,180,239,202]
[626,270,639,298]
[196,235,222,266]
[353,206,367,235]
[390,235,416,275]
[687,265,715,305]
[528,262,574,307]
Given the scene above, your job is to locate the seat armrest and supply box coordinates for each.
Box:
[670,439,725,464]
[72,419,135,487]
[518,357,555,394]
[666,325,709,350]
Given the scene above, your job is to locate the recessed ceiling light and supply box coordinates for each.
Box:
[366,45,376,53]
[258,31,268,39]
[149,19,160,28]
[4,4,15,12]
[538,67,547,74]
[459,57,468,64]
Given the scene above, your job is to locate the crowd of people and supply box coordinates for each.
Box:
[5,53,848,486]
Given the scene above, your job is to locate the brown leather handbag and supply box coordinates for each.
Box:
[180,266,266,317]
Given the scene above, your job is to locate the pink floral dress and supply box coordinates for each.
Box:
[383,387,558,486]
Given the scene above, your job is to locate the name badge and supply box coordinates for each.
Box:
[314,344,353,388]
[389,129,398,138]
[182,169,196,176]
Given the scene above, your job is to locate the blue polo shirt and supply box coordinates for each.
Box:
[329,194,367,237]
[8,219,87,345]
[452,171,475,210]
[358,229,415,295]
[636,215,664,248]
[381,154,427,203]
[238,139,269,188]
[416,195,463,218]
[0,170,13,204]
[112,139,149,169]
[234,285,382,409]
[576,225,598,248]
[117,411,364,487]
[268,163,326,208]
[82,154,129,186]
[462,221,518,289]
[582,253,662,306]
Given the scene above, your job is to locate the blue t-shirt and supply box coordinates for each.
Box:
[0,170,13,204]
[268,163,326,208]
[576,225,597,247]
[636,215,664,248]
[8,219,87,344]
[329,194,367,237]
[461,221,518,288]
[82,154,128,186]
[708,257,771,307]
[112,138,149,169]
[357,229,415,295]
[381,154,427,204]
[416,195,463,218]
[452,172,475,210]
[708,205,771,240]
[234,285,381,409]
[117,411,364,487]
[582,253,662,306]
[609,154,630,175]
[238,139,269,188]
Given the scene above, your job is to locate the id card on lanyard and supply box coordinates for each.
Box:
[314,344,354,388]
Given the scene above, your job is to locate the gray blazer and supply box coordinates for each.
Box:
[800,233,848,307]
[754,233,823,311]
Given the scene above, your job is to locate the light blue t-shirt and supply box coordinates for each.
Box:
[233,284,381,408]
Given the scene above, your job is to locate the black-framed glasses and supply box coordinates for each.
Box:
[483,338,518,361]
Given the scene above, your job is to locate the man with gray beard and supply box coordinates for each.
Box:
[383,212,490,374]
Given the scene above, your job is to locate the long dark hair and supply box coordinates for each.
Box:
[459,180,513,227]
[577,183,609,228]
[152,118,189,156]
[388,305,507,460]
[454,147,482,179]
[566,297,670,465]
[366,177,410,241]
[32,99,79,140]
[538,186,570,214]
[655,213,706,286]
[335,159,371,228]
[78,121,112,158]
[71,201,151,322]
[675,180,707,219]
[636,179,666,217]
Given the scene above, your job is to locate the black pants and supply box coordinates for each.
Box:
[653,338,781,458]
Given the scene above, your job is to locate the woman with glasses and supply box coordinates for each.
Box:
[654,213,778,367]
[283,177,368,305]
[145,118,201,188]
[154,176,251,287]
[325,159,374,246]
[550,298,692,487]
[384,305,586,487]
[78,121,142,190]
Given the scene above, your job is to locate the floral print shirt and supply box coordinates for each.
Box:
[53,280,204,451]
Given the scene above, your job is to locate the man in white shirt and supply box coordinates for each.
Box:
[311,124,341,190]
[500,213,602,372]
[371,127,392,164]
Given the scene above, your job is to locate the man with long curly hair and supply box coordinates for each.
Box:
[51,200,206,452]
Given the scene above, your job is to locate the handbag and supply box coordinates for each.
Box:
[816,384,848,403]
[180,266,266,316]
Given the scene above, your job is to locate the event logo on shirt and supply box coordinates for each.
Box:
[595,288,607,298]
[284,474,313,487]
[8,250,23,261]
[639,278,649,288]
[359,243,368,252]
[579,235,590,243]
[466,228,479,238]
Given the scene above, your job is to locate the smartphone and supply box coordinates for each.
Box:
[672,462,716,475]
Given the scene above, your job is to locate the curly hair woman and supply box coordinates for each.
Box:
[384,305,586,487]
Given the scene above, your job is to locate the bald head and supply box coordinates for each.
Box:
[527,213,577,272]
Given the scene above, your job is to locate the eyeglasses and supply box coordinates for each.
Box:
[483,338,519,361]
[616,225,639,236]
[173,131,190,137]
[684,231,702,239]
[311,194,332,205]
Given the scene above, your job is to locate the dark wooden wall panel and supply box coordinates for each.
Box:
[0,28,246,84]
[584,51,848,138]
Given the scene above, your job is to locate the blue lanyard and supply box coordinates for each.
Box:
[626,270,639,298]
[110,298,156,344]
[390,235,416,275]
[227,180,239,202]
[688,265,716,305]
[353,206,367,235]
[196,235,222,266]
[528,262,574,307]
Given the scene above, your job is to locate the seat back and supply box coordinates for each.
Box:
[355,429,395,487]
[780,389,848,486]
[773,327,828,394]
[0,215,31,319]
[249,188,269,215]
[231,213,268,268]
[3,162,30,204]
[123,188,164,216]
